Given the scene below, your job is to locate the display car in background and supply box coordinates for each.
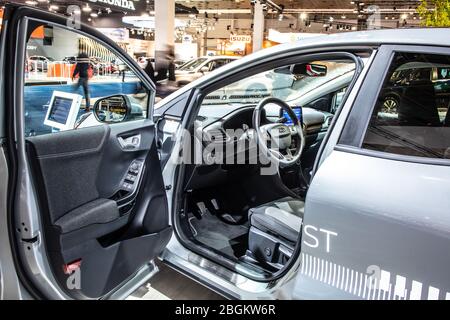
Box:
[1,4,450,300]
[380,62,450,114]
[175,55,240,86]
[63,56,77,64]
[28,55,54,71]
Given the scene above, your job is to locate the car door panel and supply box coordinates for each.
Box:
[295,150,450,300]
[1,3,174,299]
[294,45,450,300]
[25,121,171,298]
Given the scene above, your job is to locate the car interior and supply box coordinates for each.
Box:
[174,57,360,276]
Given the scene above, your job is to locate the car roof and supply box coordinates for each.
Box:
[156,28,450,106]
[199,55,240,60]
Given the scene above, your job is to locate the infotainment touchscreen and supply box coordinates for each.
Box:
[283,106,303,125]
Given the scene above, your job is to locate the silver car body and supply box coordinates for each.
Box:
[157,28,450,300]
[2,25,450,300]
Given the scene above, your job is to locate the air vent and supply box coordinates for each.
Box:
[206,129,229,143]
[204,95,222,100]
[228,93,271,100]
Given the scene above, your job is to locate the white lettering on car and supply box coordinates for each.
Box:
[303,225,338,253]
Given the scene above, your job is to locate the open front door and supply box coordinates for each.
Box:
[4,5,172,299]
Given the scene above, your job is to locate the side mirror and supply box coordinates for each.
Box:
[291,63,327,77]
[93,94,131,123]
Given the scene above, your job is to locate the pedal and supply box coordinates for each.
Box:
[196,202,207,216]
[211,198,220,210]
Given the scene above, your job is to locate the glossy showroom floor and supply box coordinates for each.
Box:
[127,261,224,300]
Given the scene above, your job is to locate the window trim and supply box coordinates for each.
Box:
[338,44,450,165]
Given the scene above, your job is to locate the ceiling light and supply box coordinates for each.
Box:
[25,1,38,5]
[49,5,59,10]
[341,15,346,19]
[401,14,408,20]
[82,4,92,13]
[90,12,98,18]
[300,12,308,20]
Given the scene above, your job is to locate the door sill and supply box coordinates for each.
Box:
[103,260,159,300]
[161,238,281,299]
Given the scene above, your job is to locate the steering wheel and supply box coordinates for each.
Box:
[252,97,304,166]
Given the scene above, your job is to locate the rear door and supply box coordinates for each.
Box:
[295,45,450,299]
[4,5,172,299]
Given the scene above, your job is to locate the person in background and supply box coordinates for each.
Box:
[168,45,176,82]
[117,58,127,82]
[155,51,168,82]
[72,52,91,112]
[144,59,156,83]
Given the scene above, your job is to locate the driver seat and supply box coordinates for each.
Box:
[247,196,304,269]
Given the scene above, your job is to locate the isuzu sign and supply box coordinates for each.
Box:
[229,35,252,43]
[88,0,137,11]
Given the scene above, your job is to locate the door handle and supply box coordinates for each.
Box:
[118,134,141,150]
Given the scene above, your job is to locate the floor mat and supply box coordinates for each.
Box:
[188,210,249,259]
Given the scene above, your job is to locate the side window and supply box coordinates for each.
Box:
[24,24,150,137]
[212,59,227,70]
[362,52,450,159]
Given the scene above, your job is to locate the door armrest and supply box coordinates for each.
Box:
[55,198,119,234]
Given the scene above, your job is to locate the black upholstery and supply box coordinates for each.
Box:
[398,80,441,127]
[54,198,119,233]
[248,196,304,242]
[27,126,109,223]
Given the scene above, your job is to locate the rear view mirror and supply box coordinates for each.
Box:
[291,63,327,77]
[93,94,131,123]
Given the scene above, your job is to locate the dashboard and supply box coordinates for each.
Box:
[197,104,328,145]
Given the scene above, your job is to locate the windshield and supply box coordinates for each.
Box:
[202,60,356,106]
[179,58,208,71]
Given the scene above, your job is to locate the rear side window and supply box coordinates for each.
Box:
[362,52,450,159]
